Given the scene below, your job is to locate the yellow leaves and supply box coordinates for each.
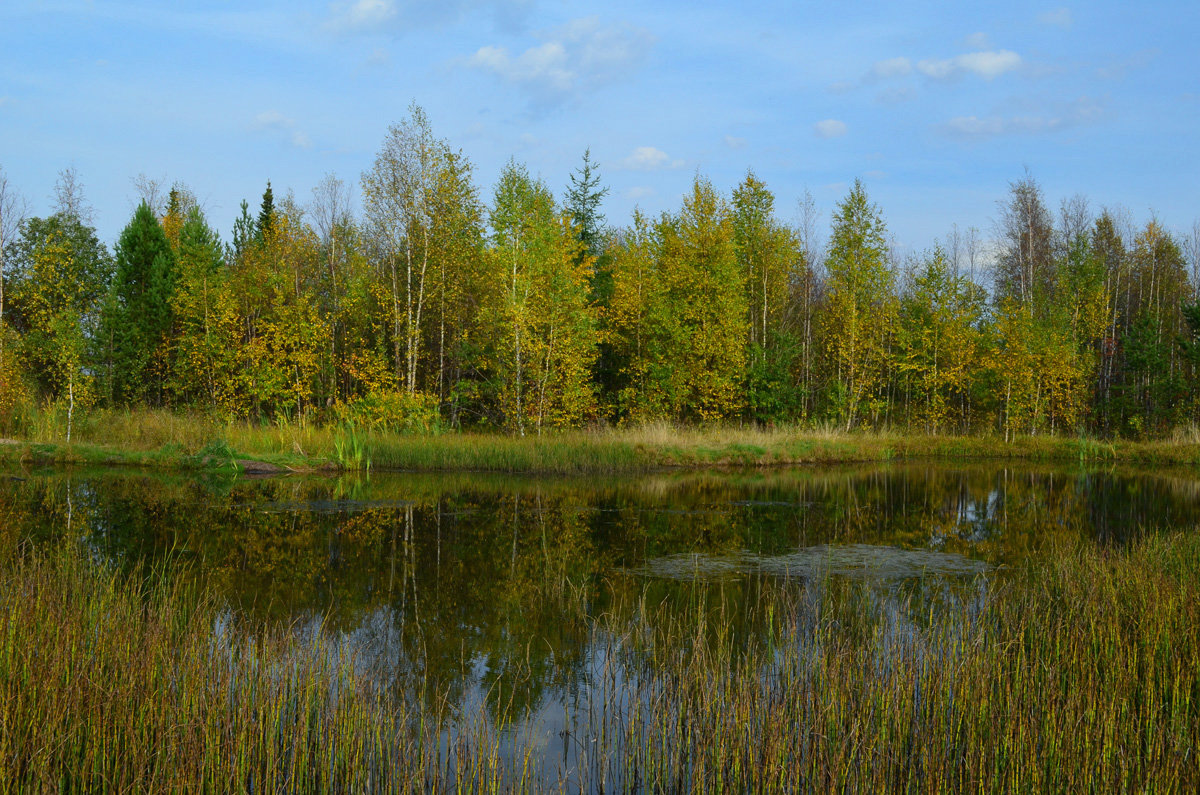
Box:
[897,250,984,433]
[0,334,32,434]
[244,295,330,417]
[607,178,747,424]
[994,299,1089,436]
[334,389,439,433]
[344,349,396,396]
[820,182,896,429]
[22,230,75,330]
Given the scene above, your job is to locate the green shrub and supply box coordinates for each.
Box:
[333,389,441,434]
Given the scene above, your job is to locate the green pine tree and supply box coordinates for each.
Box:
[105,202,177,404]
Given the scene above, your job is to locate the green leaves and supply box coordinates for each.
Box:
[106,202,177,405]
[820,180,896,429]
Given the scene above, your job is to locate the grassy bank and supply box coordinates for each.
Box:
[1,535,1197,791]
[3,408,1200,474]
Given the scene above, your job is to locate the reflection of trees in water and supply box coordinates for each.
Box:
[2,463,1199,719]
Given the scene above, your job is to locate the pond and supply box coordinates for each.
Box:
[3,461,1198,787]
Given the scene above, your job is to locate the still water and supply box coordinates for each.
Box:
[2,462,1198,780]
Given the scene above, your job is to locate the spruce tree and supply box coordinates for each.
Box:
[107,202,176,404]
[229,199,254,264]
[564,149,608,263]
[256,181,275,241]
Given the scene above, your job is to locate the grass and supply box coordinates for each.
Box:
[1,534,1197,791]
[2,407,1200,474]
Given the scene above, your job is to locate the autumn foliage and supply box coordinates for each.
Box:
[1,115,1198,438]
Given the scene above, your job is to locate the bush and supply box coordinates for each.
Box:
[0,355,33,436]
[333,389,441,434]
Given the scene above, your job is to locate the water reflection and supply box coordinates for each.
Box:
[2,461,1199,780]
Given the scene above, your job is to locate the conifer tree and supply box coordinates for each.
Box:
[229,200,255,265]
[820,179,896,429]
[256,181,275,241]
[105,202,177,404]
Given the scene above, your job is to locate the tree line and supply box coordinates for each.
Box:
[2,104,1199,438]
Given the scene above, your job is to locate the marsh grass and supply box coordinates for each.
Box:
[2,533,1198,792]
[4,407,1200,473]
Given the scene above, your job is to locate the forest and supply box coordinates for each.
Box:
[2,104,1199,442]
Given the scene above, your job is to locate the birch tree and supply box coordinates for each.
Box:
[487,162,597,433]
[363,103,443,395]
[0,166,27,368]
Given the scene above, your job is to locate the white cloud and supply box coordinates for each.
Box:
[827,80,856,95]
[330,0,397,29]
[253,110,293,129]
[252,110,313,149]
[870,57,912,80]
[467,16,654,104]
[328,0,532,32]
[1038,7,1073,28]
[724,135,747,150]
[626,186,655,201]
[619,146,684,171]
[864,170,887,180]
[814,119,848,139]
[917,50,1022,80]
[470,43,573,93]
[940,96,1105,140]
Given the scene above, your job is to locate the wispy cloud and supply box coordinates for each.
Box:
[876,86,916,104]
[870,56,912,80]
[619,146,685,171]
[963,32,992,50]
[814,119,848,139]
[723,135,747,150]
[467,16,654,106]
[327,0,533,33]
[329,0,396,30]
[917,50,1022,80]
[252,110,313,149]
[1095,48,1158,80]
[940,96,1105,140]
[862,46,1022,99]
[1038,7,1073,28]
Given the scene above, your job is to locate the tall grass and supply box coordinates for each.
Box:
[6,407,1200,473]
[2,534,1198,791]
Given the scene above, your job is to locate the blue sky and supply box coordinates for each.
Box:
[1,0,1197,256]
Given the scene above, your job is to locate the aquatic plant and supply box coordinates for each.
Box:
[1,532,1197,791]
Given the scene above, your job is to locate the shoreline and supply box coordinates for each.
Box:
[1,427,1197,476]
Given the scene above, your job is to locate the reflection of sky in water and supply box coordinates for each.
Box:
[263,558,994,790]
[6,463,1200,788]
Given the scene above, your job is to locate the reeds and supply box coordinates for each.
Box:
[2,534,1198,792]
[5,407,1200,473]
